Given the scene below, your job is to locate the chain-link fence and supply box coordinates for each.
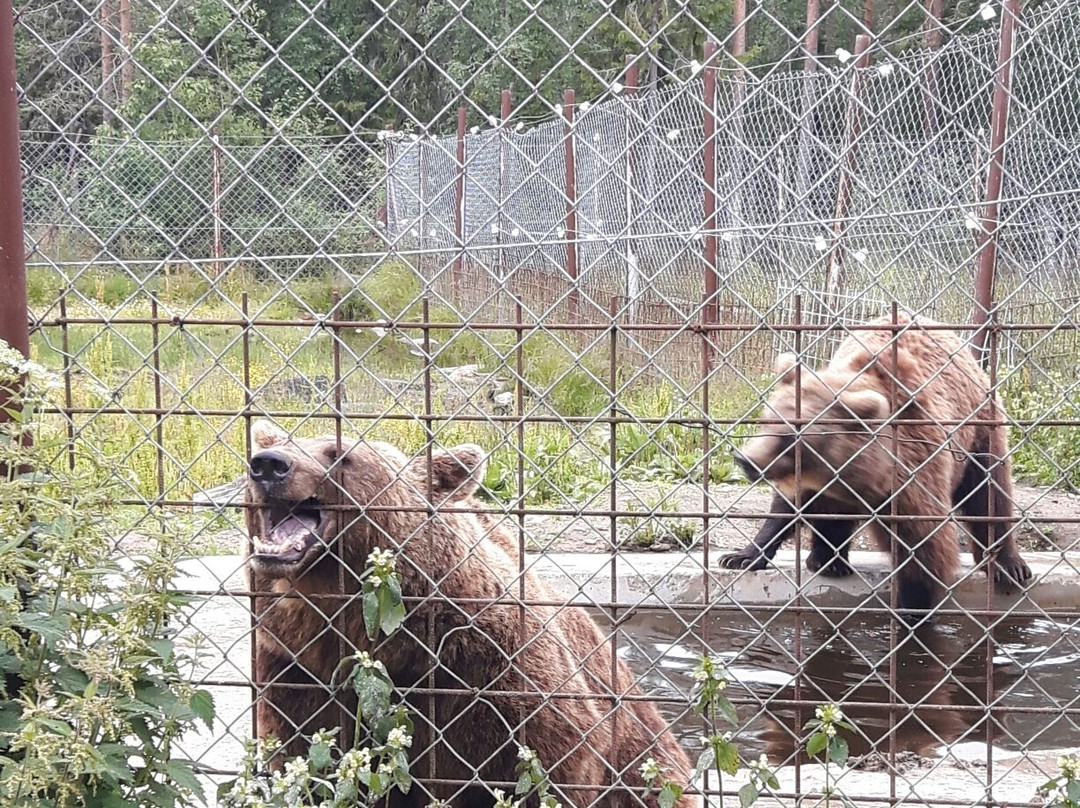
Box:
[12,0,1080,804]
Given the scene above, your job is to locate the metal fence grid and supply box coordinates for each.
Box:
[12,0,1080,804]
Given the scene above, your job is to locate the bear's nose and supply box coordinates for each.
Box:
[733,450,762,482]
[249,451,293,486]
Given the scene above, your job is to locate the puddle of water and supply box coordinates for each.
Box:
[612,608,1080,761]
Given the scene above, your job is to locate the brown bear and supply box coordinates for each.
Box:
[718,313,1032,613]
[245,421,694,807]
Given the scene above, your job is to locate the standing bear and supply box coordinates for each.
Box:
[719,313,1032,612]
[244,421,694,808]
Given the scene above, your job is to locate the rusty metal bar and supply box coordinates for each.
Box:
[563,88,579,321]
[453,106,467,304]
[0,0,29,375]
[824,34,872,312]
[972,0,1021,364]
[702,40,719,338]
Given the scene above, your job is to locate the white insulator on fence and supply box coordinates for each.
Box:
[689,59,702,76]
[487,115,498,127]
[835,48,852,63]
[470,126,479,134]
[877,63,894,77]
[490,224,499,234]
[580,101,591,113]
[514,122,524,132]
[979,2,996,21]
[666,129,680,141]
[965,212,981,230]
[853,249,868,263]
[611,81,624,95]
[814,235,828,251]
[721,231,734,243]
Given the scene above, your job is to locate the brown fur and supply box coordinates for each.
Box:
[245,423,693,807]
[719,313,1032,613]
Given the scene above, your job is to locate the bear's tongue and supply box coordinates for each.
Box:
[255,512,318,557]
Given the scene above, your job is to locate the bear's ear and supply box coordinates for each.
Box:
[252,419,287,449]
[840,389,890,424]
[774,352,799,385]
[408,444,487,503]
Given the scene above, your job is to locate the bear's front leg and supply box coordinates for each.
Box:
[718,493,798,570]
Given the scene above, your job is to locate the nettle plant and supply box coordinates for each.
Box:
[0,341,214,806]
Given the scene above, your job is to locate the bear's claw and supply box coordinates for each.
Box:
[717,549,773,571]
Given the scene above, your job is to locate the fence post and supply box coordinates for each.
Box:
[563,88,579,321]
[823,34,872,314]
[499,89,511,283]
[623,57,640,318]
[923,0,944,140]
[972,0,1021,365]
[211,129,223,277]
[794,0,822,220]
[0,0,30,373]
[454,106,467,306]
[702,40,719,343]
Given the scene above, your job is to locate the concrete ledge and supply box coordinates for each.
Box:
[181,550,1080,611]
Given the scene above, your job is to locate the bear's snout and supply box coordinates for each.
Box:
[249,450,293,488]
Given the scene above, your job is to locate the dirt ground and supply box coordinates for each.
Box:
[517,480,1080,555]
[162,480,1080,559]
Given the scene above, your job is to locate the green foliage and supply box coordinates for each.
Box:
[1002,370,1080,492]
[1042,753,1080,808]
[804,703,856,807]
[220,557,416,808]
[0,341,214,807]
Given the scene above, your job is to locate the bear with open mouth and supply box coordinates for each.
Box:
[244,420,695,807]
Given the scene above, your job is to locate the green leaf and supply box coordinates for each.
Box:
[658,781,683,808]
[309,739,333,771]
[806,732,827,758]
[515,771,533,795]
[362,589,380,640]
[190,689,215,731]
[714,739,740,776]
[739,782,760,808]
[714,694,740,727]
[0,702,22,733]
[163,760,205,801]
[827,735,849,766]
[692,746,715,783]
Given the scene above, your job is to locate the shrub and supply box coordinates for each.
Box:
[0,341,214,806]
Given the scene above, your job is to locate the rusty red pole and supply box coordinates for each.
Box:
[453,106,467,305]
[824,34,872,312]
[972,0,1020,364]
[563,88,579,321]
[702,40,718,335]
[0,0,30,371]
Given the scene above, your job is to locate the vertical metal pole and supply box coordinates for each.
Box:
[824,34,872,314]
[454,107,467,306]
[795,0,822,220]
[923,0,944,140]
[212,130,223,277]
[0,0,30,376]
[624,58,640,318]
[499,89,511,286]
[702,41,719,348]
[972,0,1021,364]
[563,89,579,321]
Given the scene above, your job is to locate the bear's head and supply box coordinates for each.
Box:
[245,419,487,580]
[734,353,890,497]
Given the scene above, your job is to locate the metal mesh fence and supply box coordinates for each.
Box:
[11,0,1080,804]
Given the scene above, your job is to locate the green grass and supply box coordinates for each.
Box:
[28,262,750,524]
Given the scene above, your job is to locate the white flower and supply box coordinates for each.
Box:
[639,757,662,782]
[517,745,537,763]
[387,726,413,749]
